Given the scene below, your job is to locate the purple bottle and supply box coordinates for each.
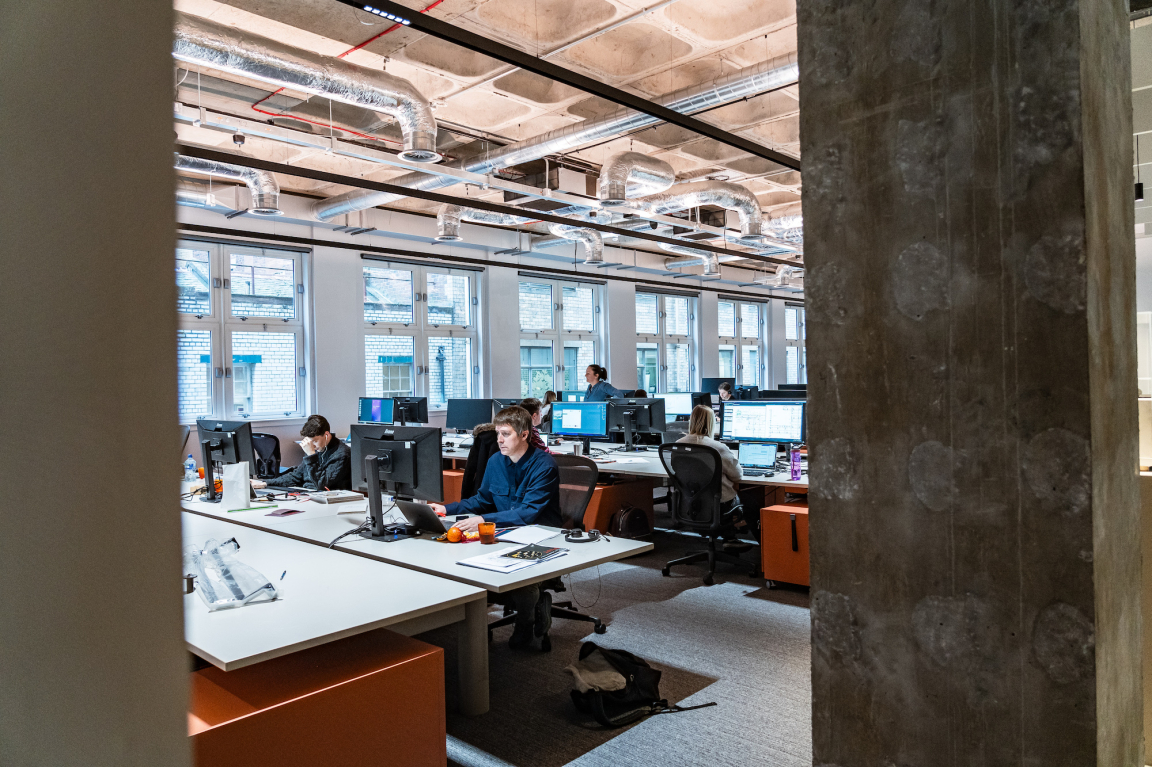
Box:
[790,444,802,481]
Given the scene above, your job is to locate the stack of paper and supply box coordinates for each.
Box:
[458,545,569,573]
[496,525,560,545]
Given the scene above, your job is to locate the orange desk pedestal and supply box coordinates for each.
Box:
[583,478,655,533]
[189,629,445,767]
[760,503,809,587]
[442,469,463,505]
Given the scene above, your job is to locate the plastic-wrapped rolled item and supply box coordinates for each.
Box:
[185,537,278,611]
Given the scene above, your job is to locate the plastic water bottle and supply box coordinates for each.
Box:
[184,454,197,482]
[790,445,802,481]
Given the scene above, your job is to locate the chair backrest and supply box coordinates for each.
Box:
[553,454,599,530]
[658,443,724,533]
[250,432,282,479]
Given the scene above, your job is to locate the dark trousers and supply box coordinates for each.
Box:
[491,583,540,628]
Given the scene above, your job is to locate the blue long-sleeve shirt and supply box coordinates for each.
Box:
[445,444,563,527]
[584,380,626,401]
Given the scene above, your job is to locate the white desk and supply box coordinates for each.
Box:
[181,511,491,715]
[442,441,810,490]
[182,497,653,593]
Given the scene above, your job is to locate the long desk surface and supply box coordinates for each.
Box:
[183,495,653,593]
[182,511,491,714]
[441,439,809,490]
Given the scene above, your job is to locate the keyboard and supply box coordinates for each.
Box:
[741,469,773,477]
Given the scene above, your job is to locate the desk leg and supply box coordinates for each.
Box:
[457,596,489,716]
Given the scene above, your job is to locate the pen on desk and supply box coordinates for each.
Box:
[280,571,286,580]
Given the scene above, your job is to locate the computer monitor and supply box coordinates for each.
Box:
[719,400,805,443]
[358,396,394,424]
[758,389,808,401]
[350,424,444,540]
[445,399,492,432]
[559,390,586,402]
[492,397,521,411]
[701,377,736,396]
[655,392,694,418]
[195,419,256,503]
[779,384,807,391]
[607,398,666,451]
[735,385,758,400]
[550,401,608,452]
[738,442,779,470]
[393,397,428,426]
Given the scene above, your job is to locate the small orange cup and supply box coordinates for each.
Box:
[479,522,497,544]
[197,467,205,479]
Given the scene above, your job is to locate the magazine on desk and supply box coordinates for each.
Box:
[458,544,569,573]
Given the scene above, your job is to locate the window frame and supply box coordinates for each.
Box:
[362,259,480,410]
[636,291,697,393]
[518,276,602,397]
[718,298,766,389]
[784,302,807,385]
[176,238,311,424]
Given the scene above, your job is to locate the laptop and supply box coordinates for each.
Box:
[394,499,456,535]
[738,442,779,473]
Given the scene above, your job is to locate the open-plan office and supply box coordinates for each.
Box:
[9,2,1151,767]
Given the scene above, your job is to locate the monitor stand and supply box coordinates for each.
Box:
[619,414,645,452]
[201,439,222,503]
[360,455,420,541]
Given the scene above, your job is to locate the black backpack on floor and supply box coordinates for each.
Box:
[569,642,716,727]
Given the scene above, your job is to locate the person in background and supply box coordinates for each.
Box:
[718,381,733,401]
[584,364,626,401]
[541,390,557,428]
[251,414,350,490]
[633,389,648,398]
[518,398,551,453]
[676,405,754,549]
[430,406,561,649]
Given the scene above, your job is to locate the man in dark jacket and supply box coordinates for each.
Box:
[251,414,351,491]
[431,406,562,648]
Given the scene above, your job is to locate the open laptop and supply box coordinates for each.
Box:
[394,499,457,535]
[738,442,779,476]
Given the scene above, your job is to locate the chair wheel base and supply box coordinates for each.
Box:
[766,580,778,589]
[541,635,552,652]
[703,574,714,586]
[661,567,671,577]
[594,622,607,634]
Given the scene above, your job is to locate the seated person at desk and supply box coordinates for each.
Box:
[518,398,551,453]
[250,415,351,491]
[430,406,561,649]
[676,405,753,547]
[583,364,627,401]
[717,381,733,402]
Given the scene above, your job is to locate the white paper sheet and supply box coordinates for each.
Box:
[222,461,250,510]
[496,526,560,545]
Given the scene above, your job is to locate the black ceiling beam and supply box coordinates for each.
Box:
[175,144,799,267]
[333,0,800,172]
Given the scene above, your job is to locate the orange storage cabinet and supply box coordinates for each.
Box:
[760,502,809,587]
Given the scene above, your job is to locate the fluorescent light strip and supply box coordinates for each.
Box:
[361,3,409,23]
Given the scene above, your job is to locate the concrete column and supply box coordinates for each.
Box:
[798,1,1141,765]
[0,4,189,766]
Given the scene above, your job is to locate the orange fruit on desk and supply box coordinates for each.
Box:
[446,527,463,543]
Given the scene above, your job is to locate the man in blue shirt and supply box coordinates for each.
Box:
[430,406,561,648]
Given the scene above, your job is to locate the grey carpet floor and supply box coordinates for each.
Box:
[416,526,813,767]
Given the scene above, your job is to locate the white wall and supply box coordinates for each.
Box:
[767,299,790,389]
[606,280,638,389]
[1137,236,1152,312]
[486,265,522,398]
[698,291,720,380]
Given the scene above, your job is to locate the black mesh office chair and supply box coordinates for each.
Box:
[487,454,606,651]
[659,442,754,586]
[250,432,284,479]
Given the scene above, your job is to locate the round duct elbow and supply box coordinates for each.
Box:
[249,193,283,216]
[597,152,676,206]
[175,153,282,216]
[435,204,463,241]
[399,131,442,164]
[630,179,765,242]
[548,223,603,264]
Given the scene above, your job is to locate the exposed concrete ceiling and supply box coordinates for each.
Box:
[172,0,803,261]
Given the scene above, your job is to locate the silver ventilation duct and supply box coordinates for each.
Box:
[758,265,804,290]
[173,12,440,164]
[548,224,603,264]
[659,242,720,276]
[311,53,799,222]
[597,152,676,206]
[767,214,803,242]
[175,153,281,215]
[175,177,229,211]
[629,180,766,241]
[435,204,532,242]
